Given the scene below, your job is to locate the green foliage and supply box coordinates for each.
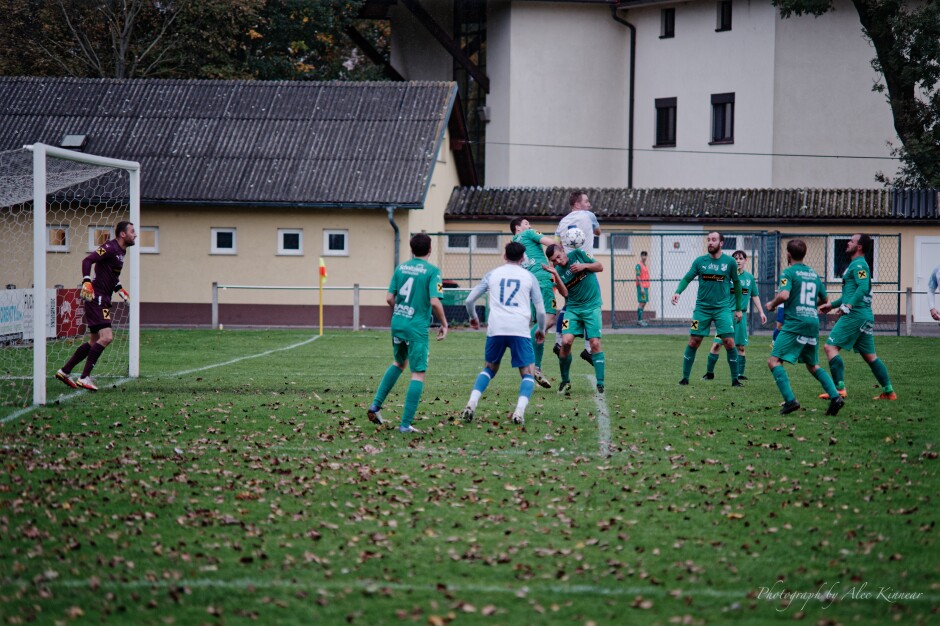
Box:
[0,330,935,624]
[773,0,940,187]
[0,0,389,81]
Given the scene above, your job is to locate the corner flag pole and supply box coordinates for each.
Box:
[318,258,327,336]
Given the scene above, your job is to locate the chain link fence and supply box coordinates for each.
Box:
[424,231,902,334]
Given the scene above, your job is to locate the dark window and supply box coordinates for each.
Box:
[710,92,735,143]
[448,234,471,249]
[655,97,677,147]
[283,233,300,251]
[660,8,675,38]
[216,231,233,249]
[717,0,732,31]
[327,233,346,252]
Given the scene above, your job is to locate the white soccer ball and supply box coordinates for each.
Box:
[562,226,586,249]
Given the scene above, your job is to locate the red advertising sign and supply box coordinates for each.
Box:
[56,289,85,338]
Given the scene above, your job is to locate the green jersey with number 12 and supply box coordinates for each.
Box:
[778,263,827,337]
[389,258,443,342]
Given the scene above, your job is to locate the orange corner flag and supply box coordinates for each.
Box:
[319,257,327,283]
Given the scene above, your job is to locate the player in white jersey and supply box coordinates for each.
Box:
[460,242,550,426]
[928,263,940,322]
[554,190,602,363]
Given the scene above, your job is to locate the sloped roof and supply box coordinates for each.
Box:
[0,77,460,208]
[446,187,939,222]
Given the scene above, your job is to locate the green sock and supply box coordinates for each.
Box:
[813,367,839,399]
[771,365,796,403]
[868,358,893,393]
[592,351,605,386]
[400,379,424,428]
[706,352,719,374]
[637,308,643,322]
[559,353,572,383]
[725,349,739,381]
[829,355,845,389]
[738,355,746,377]
[532,326,544,369]
[372,364,403,409]
[682,345,698,379]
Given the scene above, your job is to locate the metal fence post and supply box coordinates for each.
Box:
[212,282,219,329]
[906,287,912,337]
[353,283,360,330]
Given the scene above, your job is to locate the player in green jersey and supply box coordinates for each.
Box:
[765,239,844,416]
[546,243,606,395]
[366,234,448,433]
[817,233,896,400]
[671,232,744,386]
[703,250,767,381]
[510,217,559,389]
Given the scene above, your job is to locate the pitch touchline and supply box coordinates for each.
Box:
[0,336,322,424]
[587,375,611,458]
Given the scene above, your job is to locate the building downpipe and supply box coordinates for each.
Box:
[387,205,400,267]
[610,5,636,189]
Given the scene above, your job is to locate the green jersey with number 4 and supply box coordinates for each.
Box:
[389,258,443,342]
[778,263,827,337]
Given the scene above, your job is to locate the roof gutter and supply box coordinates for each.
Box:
[148,200,424,210]
[610,5,636,189]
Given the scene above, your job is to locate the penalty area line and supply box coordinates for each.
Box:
[1,335,322,425]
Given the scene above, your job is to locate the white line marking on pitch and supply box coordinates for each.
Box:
[1,335,321,424]
[586,374,610,458]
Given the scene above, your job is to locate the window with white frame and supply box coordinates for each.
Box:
[445,233,500,253]
[593,233,631,255]
[721,234,758,258]
[829,236,878,282]
[47,225,69,252]
[139,226,159,254]
[716,0,732,31]
[323,229,348,256]
[88,226,111,251]
[278,228,303,256]
[211,227,237,255]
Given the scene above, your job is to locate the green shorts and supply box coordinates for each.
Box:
[771,329,819,366]
[713,316,748,346]
[825,314,876,354]
[533,278,556,317]
[561,307,603,340]
[391,335,429,373]
[691,307,734,337]
[636,286,649,304]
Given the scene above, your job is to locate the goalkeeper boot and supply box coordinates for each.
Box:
[460,406,475,423]
[55,370,79,389]
[76,377,98,392]
[533,368,552,389]
[367,405,384,425]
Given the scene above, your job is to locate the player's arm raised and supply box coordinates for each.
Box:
[542,263,568,298]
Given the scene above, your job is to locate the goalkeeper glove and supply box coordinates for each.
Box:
[80,279,94,302]
[117,287,130,302]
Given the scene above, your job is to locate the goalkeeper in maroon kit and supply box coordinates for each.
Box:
[56,221,137,391]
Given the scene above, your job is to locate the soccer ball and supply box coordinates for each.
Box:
[562,227,586,249]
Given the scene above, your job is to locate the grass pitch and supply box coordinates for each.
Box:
[0,329,936,625]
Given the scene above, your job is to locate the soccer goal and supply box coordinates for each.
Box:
[0,143,140,412]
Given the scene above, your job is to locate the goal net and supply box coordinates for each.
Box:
[0,144,140,416]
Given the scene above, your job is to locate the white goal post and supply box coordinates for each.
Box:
[25,143,141,405]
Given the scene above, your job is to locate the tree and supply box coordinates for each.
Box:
[774,0,940,187]
[0,0,389,81]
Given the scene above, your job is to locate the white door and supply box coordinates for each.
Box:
[652,225,705,321]
[914,237,940,323]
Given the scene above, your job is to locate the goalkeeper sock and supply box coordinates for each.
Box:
[682,345,698,380]
[559,354,572,383]
[400,379,424,429]
[468,367,495,410]
[592,351,605,387]
[531,326,544,368]
[828,355,846,389]
[372,364,403,409]
[867,358,893,393]
[705,351,719,374]
[725,348,739,382]
[813,367,839,399]
[63,342,92,374]
[771,365,796,403]
[80,343,106,379]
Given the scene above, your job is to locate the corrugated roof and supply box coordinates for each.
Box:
[446,187,939,222]
[0,77,458,207]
